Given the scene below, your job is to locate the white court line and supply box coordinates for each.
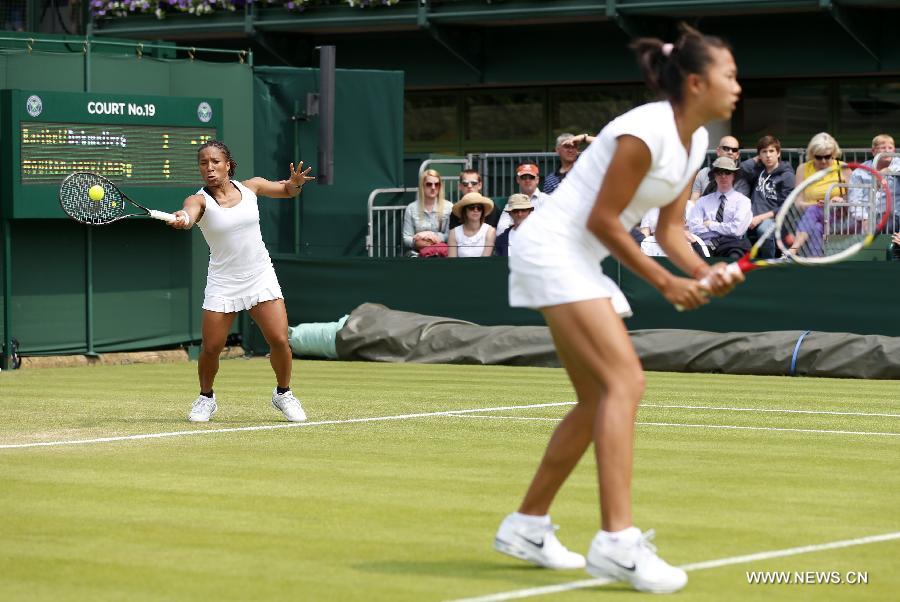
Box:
[447,531,900,602]
[0,402,575,451]
[448,414,900,437]
[641,403,900,418]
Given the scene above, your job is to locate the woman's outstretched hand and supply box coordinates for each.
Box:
[286,161,316,190]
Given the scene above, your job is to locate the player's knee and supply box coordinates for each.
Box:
[201,340,226,356]
[608,368,645,403]
[267,333,290,350]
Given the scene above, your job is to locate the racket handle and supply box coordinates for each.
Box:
[675,262,745,312]
[149,210,187,224]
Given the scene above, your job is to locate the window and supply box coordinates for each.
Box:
[404,94,460,154]
[734,82,830,147]
[463,90,545,151]
[837,82,900,147]
[550,86,644,145]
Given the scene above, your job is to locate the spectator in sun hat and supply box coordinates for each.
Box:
[496,163,550,236]
[495,194,535,257]
[449,168,499,229]
[686,156,752,259]
[691,135,750,201]
[448,192,497,257]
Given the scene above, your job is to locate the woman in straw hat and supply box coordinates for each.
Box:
[448,192,496,257]
[493,24,743,594]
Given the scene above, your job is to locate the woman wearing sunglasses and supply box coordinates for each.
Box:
[448,192,496,257]
[788,132,852,256]
[402,169,453,254]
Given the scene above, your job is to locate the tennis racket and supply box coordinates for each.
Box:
[679,162,891,309]
[58,172,186,226]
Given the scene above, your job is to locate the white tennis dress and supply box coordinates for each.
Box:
[509,101,709,316]
[196,180,283,313]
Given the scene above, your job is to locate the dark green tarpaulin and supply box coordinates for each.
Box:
[334,303,900,380]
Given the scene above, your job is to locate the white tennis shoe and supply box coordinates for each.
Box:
[188,394,217,422]
[586,527,687,594]
[271,389,307,422]
[493,513,586,570]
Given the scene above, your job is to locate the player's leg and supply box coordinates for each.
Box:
[540,298,643,531]
[494,319,602,570]
[189,309,237,422]
[249,299,306,422]
[541,299,687,593]
[517,329,603,516]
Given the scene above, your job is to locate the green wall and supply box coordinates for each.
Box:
[0,46,252,359]
[242,255,900,354]
[253,66,404,257]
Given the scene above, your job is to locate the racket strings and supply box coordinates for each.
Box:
[59,173,126,225]
[777,164,885,261]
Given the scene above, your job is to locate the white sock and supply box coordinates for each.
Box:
[600,526,641,544]
[512,512,551,526]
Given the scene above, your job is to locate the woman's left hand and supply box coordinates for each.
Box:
[287,161,316,190]
[697,262,744,297]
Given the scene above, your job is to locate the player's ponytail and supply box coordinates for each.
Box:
[631,23,730,104]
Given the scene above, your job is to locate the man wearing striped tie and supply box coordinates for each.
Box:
[686,156,752,259]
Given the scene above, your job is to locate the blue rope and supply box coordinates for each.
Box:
[789,330,811,376]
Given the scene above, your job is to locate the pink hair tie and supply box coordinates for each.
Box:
[662,43,674,57]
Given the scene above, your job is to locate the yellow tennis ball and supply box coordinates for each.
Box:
[88,185,105,202]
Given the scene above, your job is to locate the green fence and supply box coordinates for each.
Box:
[241,254,900,354]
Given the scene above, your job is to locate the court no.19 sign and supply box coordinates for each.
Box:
[3,90,223,218]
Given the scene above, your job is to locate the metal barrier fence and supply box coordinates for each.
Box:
[366,187,417,258]
[367,148,898,257]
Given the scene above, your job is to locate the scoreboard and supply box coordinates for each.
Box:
[2,90,223,219]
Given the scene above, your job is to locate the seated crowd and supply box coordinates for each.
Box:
[402,131,900,260]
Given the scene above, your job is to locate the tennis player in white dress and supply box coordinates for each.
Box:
[169,140,315,424]
[493,25,744,594]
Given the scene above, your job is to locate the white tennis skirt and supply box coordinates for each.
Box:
[203,265,284,313]
[509,222,633,317]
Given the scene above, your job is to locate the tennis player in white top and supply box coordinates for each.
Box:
[493,24,744,594]
[169,140,315,424]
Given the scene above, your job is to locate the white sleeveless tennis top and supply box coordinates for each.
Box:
[508,101,708,313]
[452,223,491,257]
[196,180,273,278]
[195,180,282,312]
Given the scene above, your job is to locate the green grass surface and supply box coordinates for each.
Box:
[1,359,898,601]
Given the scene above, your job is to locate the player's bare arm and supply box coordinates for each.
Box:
[244,161,315,199]
[587,135,708,310]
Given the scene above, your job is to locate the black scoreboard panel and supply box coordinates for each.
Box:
[3,90,223,219]
[21,122,216,186]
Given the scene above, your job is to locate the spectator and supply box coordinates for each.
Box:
[848,133,900,233]
[543,132,594,194]
[639,205,710,256]
[448,192,496,257]
[691,135,749,201]
[740,135,795,258]
[494,194,534,257]
[891,232,900,261]
[496,163,550,236]
[402,169,453,254]
[789,133,851,256]
[686,157,752,259]
[449,169,500,229]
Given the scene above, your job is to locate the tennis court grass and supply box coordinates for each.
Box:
[1,359,898,601]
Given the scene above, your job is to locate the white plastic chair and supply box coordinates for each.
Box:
[641,235,710,257]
